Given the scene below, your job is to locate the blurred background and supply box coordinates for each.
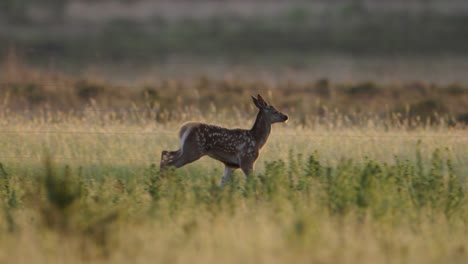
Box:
[1,0,468,124]
[2,0,468,83]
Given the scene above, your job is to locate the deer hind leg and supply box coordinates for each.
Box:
[161,131,204,169]
[169,139,205,168]
[160,149,200,169]
[220,166,234,187]
[160,149,182,169]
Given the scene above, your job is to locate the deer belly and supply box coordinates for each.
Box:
[206,151,240,168]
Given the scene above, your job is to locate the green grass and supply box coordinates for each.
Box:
[0,111,466,263]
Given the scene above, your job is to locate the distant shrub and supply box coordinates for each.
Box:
[314,78,331,98]
[409,99,448,118]
[142,86,160,108]
[392,99,449,123]
[142,86,159,99]
[445,83,467,96]
[8,83,45,104]
[456,113,468,124]
[405,82,429,95]
[346,82,381,96]
[75,80,106,100]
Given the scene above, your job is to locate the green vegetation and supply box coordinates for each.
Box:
[3,7,468,62]
[0,45,467,263]
[0,136,466,262]
[0,0,68,24]
[0,85,467,262]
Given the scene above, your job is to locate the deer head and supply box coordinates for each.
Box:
[252,94,288,123]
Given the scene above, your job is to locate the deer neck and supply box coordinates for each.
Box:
[250,110,271,149]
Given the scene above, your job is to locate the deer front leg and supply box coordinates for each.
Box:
[220,166,234,187]
[240,152,258,177]
[240,159,256,178]
[241,164,253,177]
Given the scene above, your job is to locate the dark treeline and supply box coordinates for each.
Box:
[2,1,468,63]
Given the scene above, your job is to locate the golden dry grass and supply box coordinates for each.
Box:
[0,109,466,264]
[0,56,467,263]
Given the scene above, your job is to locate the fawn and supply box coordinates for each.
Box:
[160,94,288,186]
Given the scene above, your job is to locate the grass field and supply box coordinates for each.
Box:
[0,106,466,263]
[2,2,468,261]
[0,51,466,263]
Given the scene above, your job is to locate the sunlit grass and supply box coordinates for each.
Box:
[0,110,466,263]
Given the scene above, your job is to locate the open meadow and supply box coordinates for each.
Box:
[0,78,467,263]
[1,1,468,261]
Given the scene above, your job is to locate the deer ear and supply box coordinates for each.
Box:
[256,94,268,107]
[252,95,262,109]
